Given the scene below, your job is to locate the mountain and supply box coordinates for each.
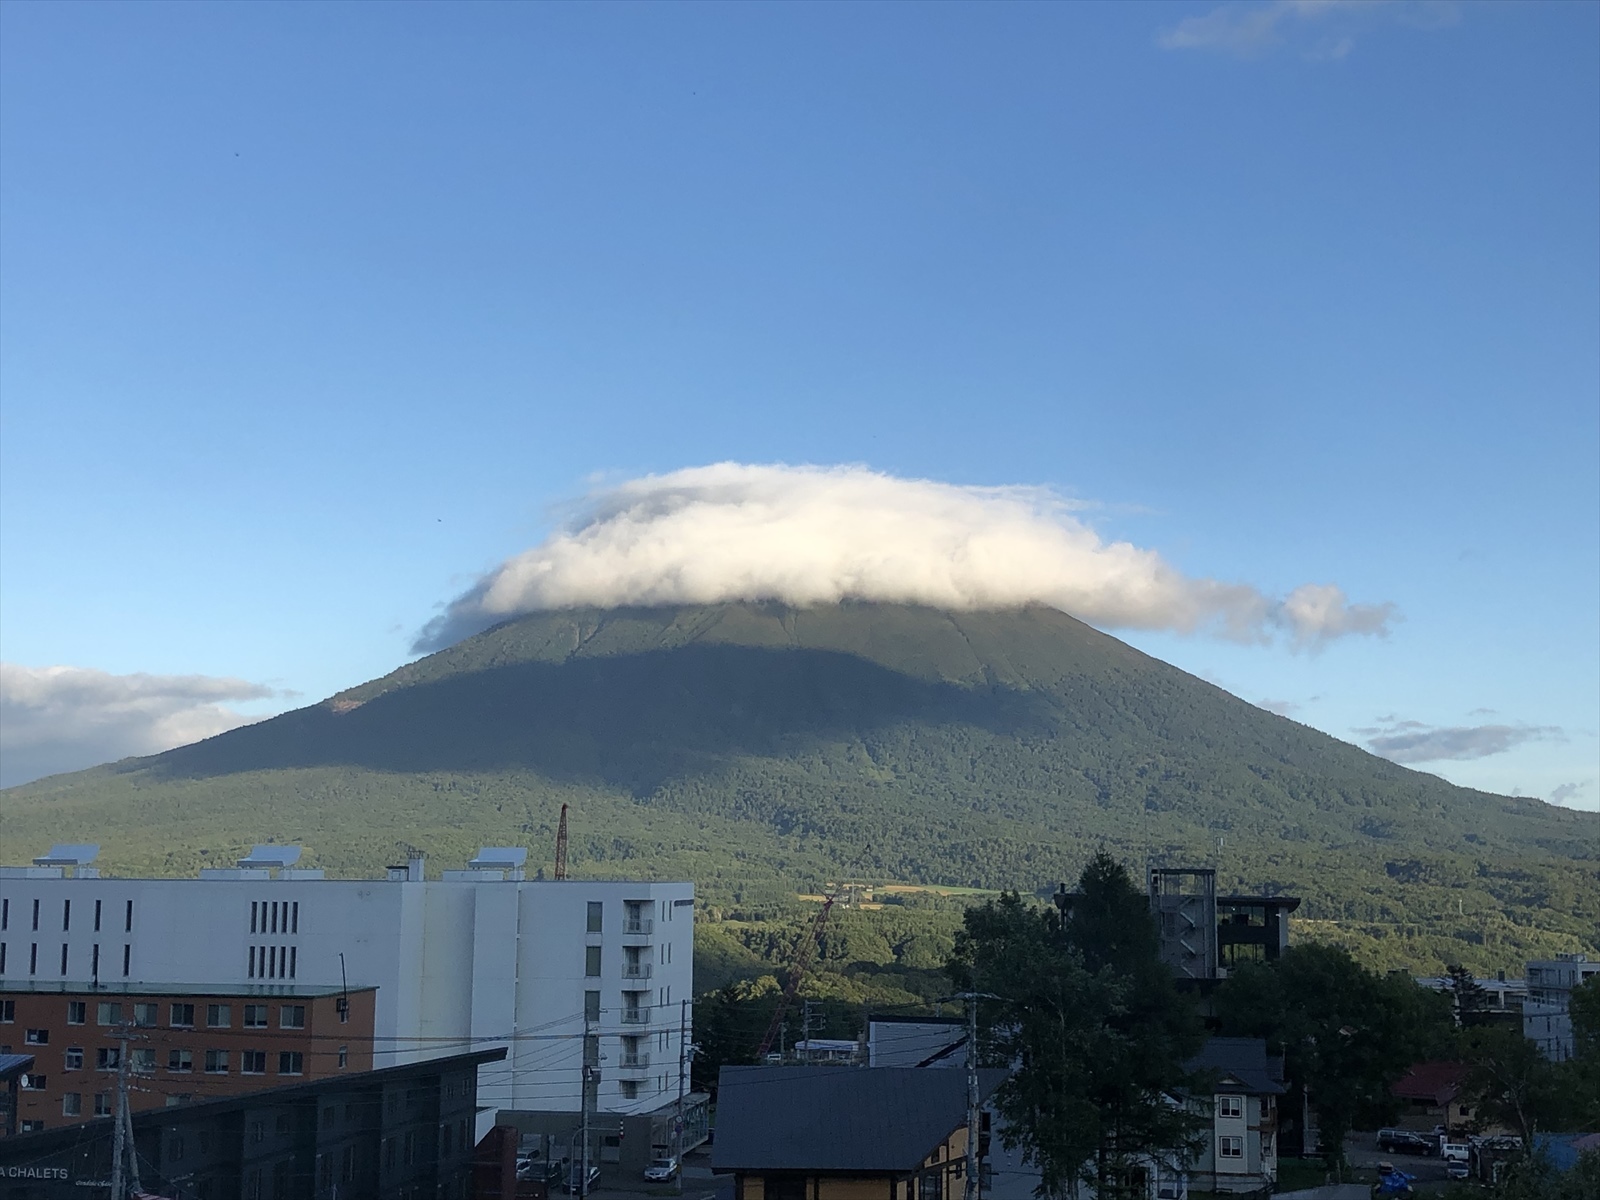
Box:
[5,603,1596,974]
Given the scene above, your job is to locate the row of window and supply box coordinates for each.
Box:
[0,898,134,935]
[247,944,298,980]
[27,1047,313,1082]
[3,1000,306,1031]
[0,941,132,978]
[584,898,686,933]
[249,900,301,936]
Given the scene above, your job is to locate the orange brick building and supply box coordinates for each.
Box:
[0,981,375,1134]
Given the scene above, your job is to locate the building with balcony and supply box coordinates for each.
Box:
[0,843,694,1137]
[1523,954,1599,1061]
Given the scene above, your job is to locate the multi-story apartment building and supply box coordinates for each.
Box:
[0,843,694,1137]
[0,981,376,1134]
[1523,953,1599,1061]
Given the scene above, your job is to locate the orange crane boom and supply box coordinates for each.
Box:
[756,890,837,1059]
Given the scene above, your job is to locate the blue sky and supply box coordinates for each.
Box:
[1,0,1596,806]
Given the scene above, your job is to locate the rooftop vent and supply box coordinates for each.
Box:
[468,847,528,869]
[236,845,303,870]
[33,844,100,867]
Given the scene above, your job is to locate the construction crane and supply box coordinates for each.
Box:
[755,886,838,1060]
[553,803,569,881]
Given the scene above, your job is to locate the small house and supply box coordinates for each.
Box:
[713,1066,1006,1200]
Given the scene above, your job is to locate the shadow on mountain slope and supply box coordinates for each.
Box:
[138,644,1062,793]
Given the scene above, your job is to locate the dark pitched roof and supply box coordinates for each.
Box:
[1186,1038,1286,1095]
[1392,1061,1468,1105]
[0,1054,35,1080]
[712,1066,1007,1173]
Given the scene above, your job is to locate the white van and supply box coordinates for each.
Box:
[1440,1141,1471,1165]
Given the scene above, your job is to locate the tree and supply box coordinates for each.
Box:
[1215,944,1452,1174]
[1559,976,1600,1128]
[1448,964,1495,1027]
[1458,1024,1562,1146]
[949,855,1205,1200]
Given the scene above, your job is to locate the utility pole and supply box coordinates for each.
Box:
[109,1024,142,1200]
[580,1009,593,1199]
[964,994,980,1200]
[673,998,689,1191]
[943,992,997,1200]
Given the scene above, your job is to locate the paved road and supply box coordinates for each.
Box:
[1344,1132,1452,1187]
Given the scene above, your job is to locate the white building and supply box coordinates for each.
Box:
[0,844,694,1133]
[1524,953,1599,1061]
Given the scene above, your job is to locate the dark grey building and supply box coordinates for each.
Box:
[0,1048,503,1200]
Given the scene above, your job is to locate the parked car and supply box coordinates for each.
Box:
[1377,1129,1433,1155]
[1440,1141,1471,1165]
[1446,1162,1471,1181]
[565,1165,601,1194]
[520,1159,564,1184]
[644,1156,680,1182]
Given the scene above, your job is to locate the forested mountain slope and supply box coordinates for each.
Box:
[6,603,1595,974]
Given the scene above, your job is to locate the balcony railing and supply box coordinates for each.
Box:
[622,917,654,936]
[621,962,653,980]
[620,1009,649,1025]
[619,1052,651,1069]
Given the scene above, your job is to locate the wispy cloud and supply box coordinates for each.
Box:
[0,664,278,788]
[1549,781,1592,808]
[1157,0,1459,60]
[1357,715,1563,765]
[417,463,1397,652]
[1257,698,1301,716]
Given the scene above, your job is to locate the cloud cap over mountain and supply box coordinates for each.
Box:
[0,664,275,788]
[418,463,1395,652]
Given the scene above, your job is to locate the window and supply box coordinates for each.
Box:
[585,990,601,1021]
[243,1004,269,1028]
[95,1092,112,1117]
[25,1028,49,1045]
[587,901,604,933]
[62,1093,82,1117]
[279,1004,306,1029]
[278,1051,304,1076]
[65,1047,83,1070]
[207,1004,231,1028]
[132,1002,157,1026]
[122,944,130,977]
[0,1000,12,1023]
[131,1047,156,1073]
[125,899,134,932]
[96,1047,120,1070]
[250,1118,265,1144]
[60,943,68,975]
[67,1001,86,1025]
[168,1048,193,1072]
[94,900,101,932]
[21,1073,47,1090]
[20,1120,44,1132]
[620,1080,639,1099]
[585,945,602,977]
[97,1002,122,1026]
[30,943,37,974]
[338,1044,349,1069]
[278,1112,293,1134]
[32,899,40,931]
[170,1134,185,1160]
[205,1049,229,1074]
[171,1004,195,1028]
[241,1050,267,1074]
[1,897,7,929]
[63,899,71,931]
[1218,1095,1244,1119]
[1219,1135,1244,1159]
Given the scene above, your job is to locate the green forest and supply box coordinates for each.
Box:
[5,603,1595,991]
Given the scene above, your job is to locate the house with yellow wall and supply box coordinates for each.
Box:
[712,1066,1007,1200]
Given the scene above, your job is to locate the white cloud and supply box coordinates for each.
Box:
[1156,0,1458,60]
[1356,715,1564,765]
[417,463,1396,651]
[0,664,276,788]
